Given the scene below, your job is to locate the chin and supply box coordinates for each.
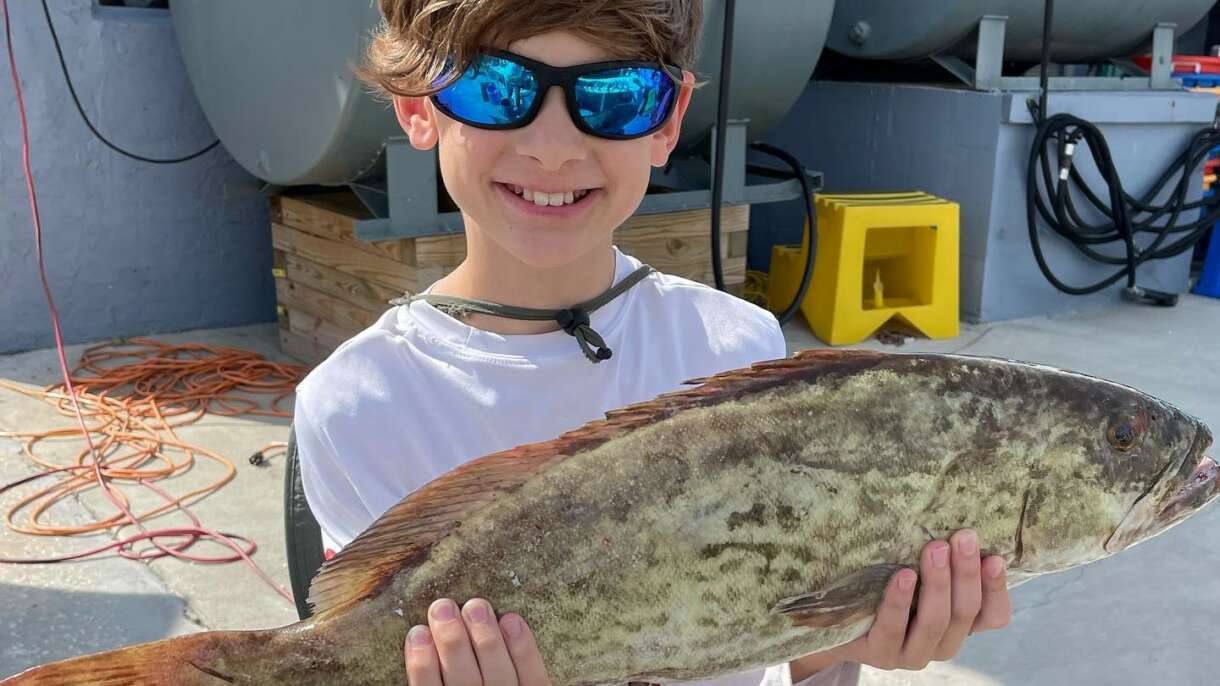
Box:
[492,224,614,271]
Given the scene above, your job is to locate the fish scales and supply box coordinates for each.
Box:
[395,356,1166,684]
[3,350,1213,686]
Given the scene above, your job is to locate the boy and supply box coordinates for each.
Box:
[293,2,1012,685]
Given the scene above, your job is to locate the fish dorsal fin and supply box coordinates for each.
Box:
[306,349,890,620]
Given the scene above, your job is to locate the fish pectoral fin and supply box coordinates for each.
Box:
[769,564,910,628]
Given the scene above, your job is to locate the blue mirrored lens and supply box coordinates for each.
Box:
[576,67,675,136]
[434,54,538,126]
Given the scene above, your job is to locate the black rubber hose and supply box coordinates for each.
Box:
[709,0,735,291]
[41,0,219,164]
[1025,0,1217,299]
[749,142,816,327]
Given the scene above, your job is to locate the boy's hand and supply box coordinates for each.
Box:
[791,529,1012,679]
[406,598,552,686]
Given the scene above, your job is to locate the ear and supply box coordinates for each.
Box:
[393,95,440,150]
[650,70,696,167]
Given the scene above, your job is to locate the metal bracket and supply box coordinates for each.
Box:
[974,15,1008,91]
[931,15,1180,93]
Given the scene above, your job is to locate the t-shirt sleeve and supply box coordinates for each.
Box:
[294,396,377,554]
[763,314,789,361]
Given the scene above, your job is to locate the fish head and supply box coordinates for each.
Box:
[999,363,1214,571]
[1103,414,1216,554]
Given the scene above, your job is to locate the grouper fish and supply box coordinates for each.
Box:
[4,350,1216,685]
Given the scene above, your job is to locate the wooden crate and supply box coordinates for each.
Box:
[270,191,750,365]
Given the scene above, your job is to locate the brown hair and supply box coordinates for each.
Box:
[355,0,705,99]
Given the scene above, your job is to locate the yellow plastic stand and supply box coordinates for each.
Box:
[768,191,960,345]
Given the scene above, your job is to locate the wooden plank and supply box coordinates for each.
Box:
[278,328,329,367]
[272,194,415,265]
[729,230,748,259]
[615,206,749,285]
[414,234,467,268]
[272,222,418,294]
[276,249,401,314]
[617,204,748,239]
[275,278,381,333]
[284,307,360,352]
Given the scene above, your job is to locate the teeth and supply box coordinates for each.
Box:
[509,184,591,207]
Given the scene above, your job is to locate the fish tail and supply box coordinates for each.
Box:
[0,627,286,685]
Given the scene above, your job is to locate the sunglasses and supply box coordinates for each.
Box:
[430,49,680,141]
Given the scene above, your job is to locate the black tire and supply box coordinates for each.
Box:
[283,422,327,620]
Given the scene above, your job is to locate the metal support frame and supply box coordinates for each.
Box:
[350,120,820,241]
[930,16,1179,92]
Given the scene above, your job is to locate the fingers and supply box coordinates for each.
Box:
[428,598,483,686]
[463,599,519,686]
[934,529,983,660]
[405,624,443,686]
[972,555,1013,633]
[404,599,550,686]
[863,567,918,669]
[500,613,552,686]
[899,539,953,669]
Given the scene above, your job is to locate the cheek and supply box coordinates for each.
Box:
[436,127,502,202]
[597,142,652,212]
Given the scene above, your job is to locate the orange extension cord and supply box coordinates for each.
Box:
[0,339,307,602]
[3,0,306,604]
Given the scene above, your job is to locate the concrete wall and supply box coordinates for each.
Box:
[0,1,273,354]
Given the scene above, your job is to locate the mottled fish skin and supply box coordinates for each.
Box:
[3,352,1212,686]
[382,353,1210,685]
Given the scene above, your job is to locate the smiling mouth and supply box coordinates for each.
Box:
[495,182,600,211]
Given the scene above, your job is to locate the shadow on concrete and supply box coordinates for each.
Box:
[0,581,201,680]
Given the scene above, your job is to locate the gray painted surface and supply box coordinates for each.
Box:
[824,0,1215,61]
[0,1,274,354]
[753,81,1212,322]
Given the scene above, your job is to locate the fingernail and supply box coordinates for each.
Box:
[959,531,978,556]
[898,570,916,592]
[502,614,524,638]
[465,601,491,624]
[933,543,950,567]
[409,625,432,648]
[987,558,1006,578]
[431,599,457,622]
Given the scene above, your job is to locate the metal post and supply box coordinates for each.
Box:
[975,15,1009,91]
[708,120,750,205]
[1150,22,1177,90]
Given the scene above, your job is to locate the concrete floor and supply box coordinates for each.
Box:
[1,295,1217,684]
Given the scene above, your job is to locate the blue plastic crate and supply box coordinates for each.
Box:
[1195,222,1220,298]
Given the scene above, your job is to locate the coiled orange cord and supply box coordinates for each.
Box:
[0,337,305,534]
[0,338,308,601]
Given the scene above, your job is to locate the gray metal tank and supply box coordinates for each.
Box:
[171,1,834,187]
[826,0,1215,62]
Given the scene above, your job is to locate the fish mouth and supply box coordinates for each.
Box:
[1155,455,1219,526]
[1105,423,1214,553]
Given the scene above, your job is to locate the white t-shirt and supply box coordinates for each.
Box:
[294,247,860,686]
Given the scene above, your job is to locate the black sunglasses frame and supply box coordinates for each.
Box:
[429,49,683,141]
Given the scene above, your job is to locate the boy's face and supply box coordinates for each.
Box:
[393,31,695,270]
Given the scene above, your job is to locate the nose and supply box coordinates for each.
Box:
[513,86,588,171]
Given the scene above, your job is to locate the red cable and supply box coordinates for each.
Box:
[1,0,292,603]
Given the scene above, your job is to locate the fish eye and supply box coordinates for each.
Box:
[1107,413,1144,452]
